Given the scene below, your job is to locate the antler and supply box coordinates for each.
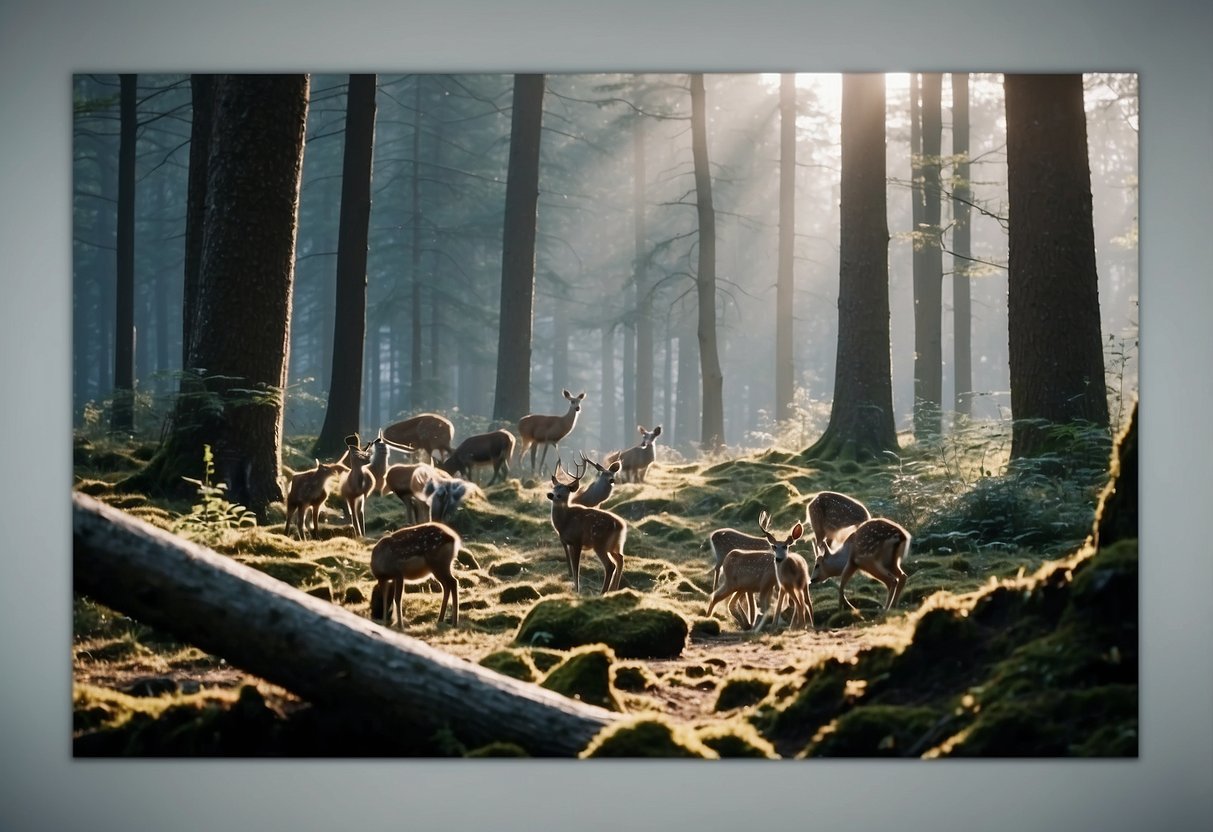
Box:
[757,509,775,541]
[553,457,582,486]
[574,451,604,475]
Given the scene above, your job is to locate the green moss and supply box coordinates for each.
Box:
[540,645,621,711]
[528,649,564,673]
[613,664,658,692]
[580,717,717,758]
[488,561,527,578]
[499,584,542,605]
[806,705,940,757]
[715,675,773,712]
[689,617,722,638]
[478,650,537,683]
[235,558,324,588]
[758,658,851,743]
[514,591,689,659]
[697,723,779,759]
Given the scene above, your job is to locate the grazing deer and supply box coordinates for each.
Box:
[340,443,375,538]
[805,491,871,554]
[810,517,911,613]
[547,460,627,595]
[283,459,349,539]
[439,429,516,486]
[605,425,662,484]
[517,389,586,475]
[381,412,455,465]
[370,522,461,628]
[383,462,471,525]
[707,512,812,631]
[706,548,778,631]
[569,452,620,508]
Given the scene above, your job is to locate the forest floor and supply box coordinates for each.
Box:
[71,420,1137,758]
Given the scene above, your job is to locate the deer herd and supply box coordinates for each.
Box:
[282,393,912,635]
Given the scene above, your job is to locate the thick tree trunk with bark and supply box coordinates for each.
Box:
[112,73,137,434]
[493,74,545,425]
[1004,74,1109,459]
[804,73,898,463]
[775,73,796,424]
[689,74,725,452]
[127,74,310,517]
[72,493,617,756]
[315,74,377,459]
[952,72,973,417]
[183,75,214,367]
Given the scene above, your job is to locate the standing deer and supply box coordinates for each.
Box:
[370,522,461,628]
[383,462,471,525]
[707,511,812,631]
[283,459,349,539]
[367,429,416,496]
[605,425,662,484]
[756,512,813,629]
[569,452,620,508]
[517,389,586,475]
[380,413,455,465]
[547,460,627,595]
[810,517,911,613]
[708,524,769,594]
[340,443,375,538]
[805,491,871,553]
[439,429,516,486]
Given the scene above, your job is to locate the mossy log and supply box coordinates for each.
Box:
[72,492,618,756]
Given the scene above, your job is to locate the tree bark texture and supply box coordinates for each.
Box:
[183,75,215,368]
[112,73,137,434]
[1004,74,1109,458]
[690,74,725,451]
[493,74,545,425]
[130,74,309,515]
[315,74,377,459]
[804,73,898,462]
[951,72,973,416]
[775,73,797,424]
[913,73,943,439]
[72,493,617,756]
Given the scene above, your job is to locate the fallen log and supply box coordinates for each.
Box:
[72,492,618,756]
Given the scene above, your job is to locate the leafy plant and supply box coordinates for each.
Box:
[175,444,257,532]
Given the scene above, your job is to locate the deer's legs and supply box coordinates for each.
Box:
[837,560,860,612]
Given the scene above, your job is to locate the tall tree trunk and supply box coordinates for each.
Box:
[803,73,898,463]
[622,319,635,435]
[775,72,797,424]
[315,74,377,458]
[952,72,973,417]
[600,326,617,450]
[674,317,699,453]
[663,322,673,434]
[913,73,943,440]
[126,74,310,517]
[633,116,654,429]
[152,179,171,393]
[553,296,569,411]
[410,75,425,409]
[689,74,725,452]
[182,75,214,367]
[1004,74,1109,460]
[492,74,545,425]
[112,73,137,434]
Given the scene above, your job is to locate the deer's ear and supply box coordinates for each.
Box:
[563,388,572,399]
[608,461,621,474]
[577,392,586,401]
[791,522,804,541]
[652,425,662,436]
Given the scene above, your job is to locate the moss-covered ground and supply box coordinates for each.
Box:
[71,417,1134,757]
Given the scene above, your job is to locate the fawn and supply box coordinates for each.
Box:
[805,491,871,553]
[810,517,911,612]
[284,459,349,539]
[370,522,461,628]
[604,425,662,484]
[340,443,375,538]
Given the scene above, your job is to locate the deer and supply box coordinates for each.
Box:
[340,443,375,538]
[366,429,416,496]
[370,522,461,628]
[604,425,662,484]
[805,491,871,554]
[569,452,621,508]
[380,412,455,465]
[809,517,911,613]
[706,511,812,631]
[438,429,516,486]
[517,389,586,475]
[383,462,471,525]
[547,459,627,595]
[283,459,349,539]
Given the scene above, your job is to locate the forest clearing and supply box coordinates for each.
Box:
[70,70,1138,757]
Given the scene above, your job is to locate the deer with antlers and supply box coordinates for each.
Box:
[438,429,516,486]
[283,459,349,540]
[547,459,627,595]
[604,425,662,484]
[517,390,586,475]
[805,491,871,554]
[706,511,812,631]
[380,413,455,466]
[810,517,911,613]
[569,452,621,508]
[370,522,461,628]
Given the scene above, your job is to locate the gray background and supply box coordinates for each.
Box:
[1,0,1209,829]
